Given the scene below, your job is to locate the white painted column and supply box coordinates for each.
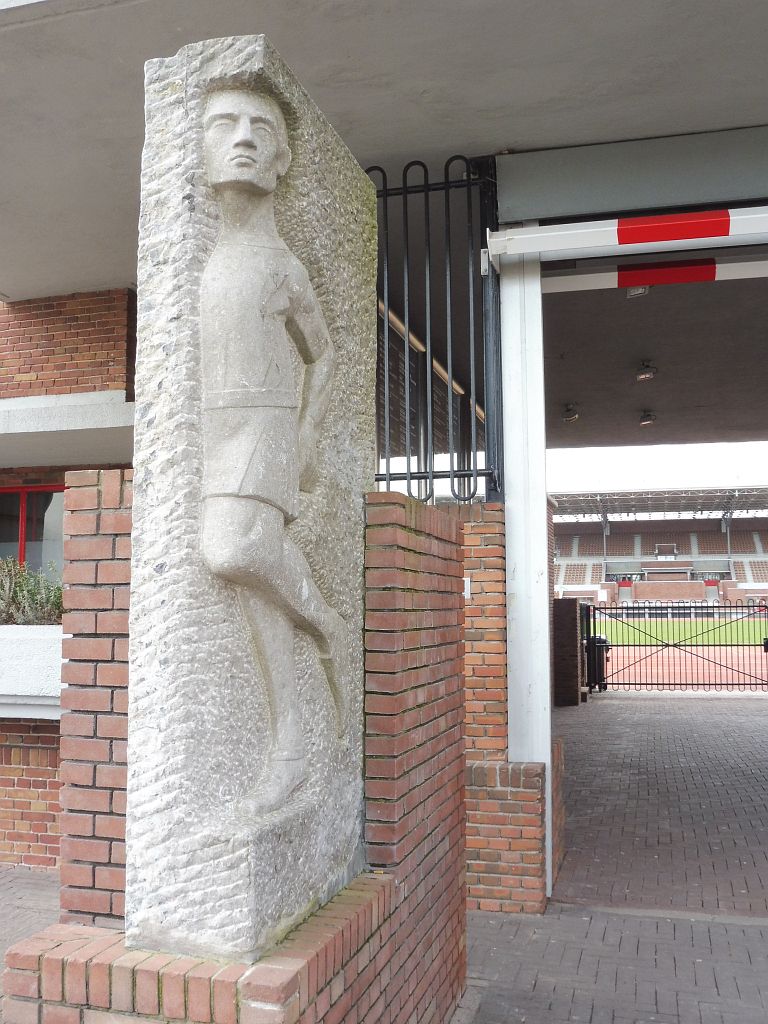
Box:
[498,252,553,893]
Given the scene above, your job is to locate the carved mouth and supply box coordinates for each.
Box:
[230,153,258,166]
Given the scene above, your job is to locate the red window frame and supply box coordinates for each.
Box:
[0,485,65,565]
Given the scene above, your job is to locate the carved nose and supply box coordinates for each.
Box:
[234,116,257,147]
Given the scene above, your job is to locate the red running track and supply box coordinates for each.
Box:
[606,644,768,689]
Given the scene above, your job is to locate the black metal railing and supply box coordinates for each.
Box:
[366,156,502,503]
[582,600,768,691]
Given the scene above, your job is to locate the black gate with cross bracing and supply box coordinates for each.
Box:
[582,601,768,691]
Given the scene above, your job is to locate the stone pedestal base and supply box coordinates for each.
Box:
[4,875,392,1024]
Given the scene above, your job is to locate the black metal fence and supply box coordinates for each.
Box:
[582,601,768,691]
[366,157,501,502]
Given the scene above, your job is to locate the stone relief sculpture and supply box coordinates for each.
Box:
[199,88,348,814]
[126,35,376,960]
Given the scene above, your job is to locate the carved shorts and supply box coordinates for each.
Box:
[202,406,299,521]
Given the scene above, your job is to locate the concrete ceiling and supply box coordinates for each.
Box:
[544,270,768,447]
[1,0,768,299]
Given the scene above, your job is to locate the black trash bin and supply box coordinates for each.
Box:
[586,634,611,692]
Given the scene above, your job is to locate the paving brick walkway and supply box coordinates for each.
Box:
[454,694,768,1023]
[554,694,768,915]
[457,903,768,1024]
[0,865,58,996]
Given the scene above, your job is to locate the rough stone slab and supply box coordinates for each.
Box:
[126,35,376,961]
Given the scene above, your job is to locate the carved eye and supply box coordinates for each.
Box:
[205,114,237,131]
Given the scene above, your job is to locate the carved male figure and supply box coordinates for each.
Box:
[200,87,348,814]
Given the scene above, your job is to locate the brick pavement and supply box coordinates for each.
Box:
[453,694,768,1023]
[457,903,768,1024]
[0,865,58,995]
[553,694,768,914]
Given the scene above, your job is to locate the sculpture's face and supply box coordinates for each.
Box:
[204,90,290,194]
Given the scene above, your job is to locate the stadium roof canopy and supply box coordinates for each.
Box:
[550,487,768,519]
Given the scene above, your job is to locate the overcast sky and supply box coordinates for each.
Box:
[546,441,768,493]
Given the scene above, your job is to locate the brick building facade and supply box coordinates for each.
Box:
[0,720,60,868]
[0,290,135,873]
[0,291,135,400]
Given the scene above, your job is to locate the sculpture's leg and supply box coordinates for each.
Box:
[238,591,308,815]
[202,497,350,730]
[280,534,350,733]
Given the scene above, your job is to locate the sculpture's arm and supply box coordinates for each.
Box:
[287,272,335,491]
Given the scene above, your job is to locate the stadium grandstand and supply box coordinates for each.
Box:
[551,486,768,604]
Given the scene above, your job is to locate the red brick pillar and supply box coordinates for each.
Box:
[463,502,563,912]
[553,598,582,707]
[364,493,466,1019]
[463,503,507,759]
[59,469,131,926]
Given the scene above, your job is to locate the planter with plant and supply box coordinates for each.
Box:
[0,558,63,718]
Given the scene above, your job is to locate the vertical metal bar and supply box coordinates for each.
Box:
[472,155,503,501]
[402,164,415,499]
[403,161,434,503]
[366,167,391,490]
[18,489,27,565]
[699,600,704,691]
[415,352,428,500]
[443,161,458,501]
[445,155,478,502]
[422,167,434,503]
[464,158,479,501]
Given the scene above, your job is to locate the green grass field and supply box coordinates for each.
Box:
[598,617,768,646]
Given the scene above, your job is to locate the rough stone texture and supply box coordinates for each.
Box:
[127,35,376,961]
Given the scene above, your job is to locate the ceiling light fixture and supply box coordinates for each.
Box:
[639,410,656,426]
[636,360,657,382]
[562,403,579,424]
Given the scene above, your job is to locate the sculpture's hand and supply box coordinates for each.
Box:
[299,419,319,491]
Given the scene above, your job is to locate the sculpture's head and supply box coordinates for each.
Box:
[203,88,291,195]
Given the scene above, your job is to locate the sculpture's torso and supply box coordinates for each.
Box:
[200,238,304,519]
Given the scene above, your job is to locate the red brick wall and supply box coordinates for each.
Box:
[0,291,134,399]
[633,580,706,601]
[0,720,60,868]
[463,503,560,913]
[364,492,465,1019]
[466,761,547,913]
[0,466,129,490]
[59,469,131,926]
[553,598,582,707]
[4,490,466,1024]
[0,468,71,491]
[462,503,507,761]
